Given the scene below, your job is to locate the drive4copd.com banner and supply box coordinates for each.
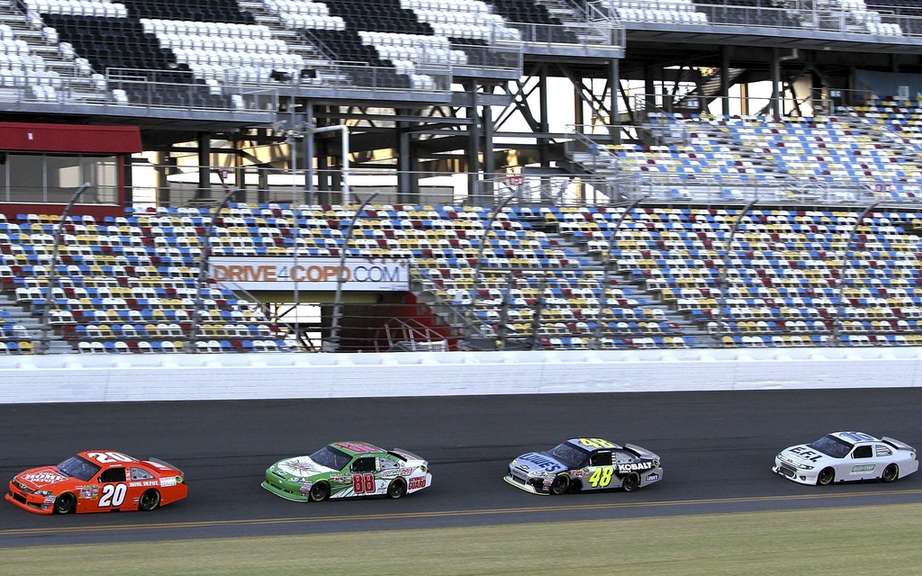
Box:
[209,257,408,291]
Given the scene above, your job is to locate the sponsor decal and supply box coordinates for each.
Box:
[518,453,564,472]
[400,467,414,476]
[129,481,158,488]
[79,485,99,500]
[159,476,179,488]
[299,483,313,496]
[334,442,380,454]
[279,457,327,478]
[408,477,427,490]
[790,446,824,463]
[851,465,876,473]
[647,473,660,482]
[21,471,66,485]
[210,257,408,292]
[618,461,654,474]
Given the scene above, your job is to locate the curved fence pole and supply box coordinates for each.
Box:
[831,201,880,347]
[591,195,649,350]
[468,194,517,347]
[717,200,757,346]
[39,183,91,354]
[186,186,238,353]
[328,193,378,352]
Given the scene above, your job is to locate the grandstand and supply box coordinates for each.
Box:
[1,0,922,354]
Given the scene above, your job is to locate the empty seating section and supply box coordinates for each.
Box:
[866,1,922,34]
[0,22,70,101]
[117,0,254,23]
[690,0,902,34]
[141,19,304,84]
[0,211,287,354]
[618,111,922,202]
[402,0,521,42]
[612,0,708,25]
[546,206,922,347]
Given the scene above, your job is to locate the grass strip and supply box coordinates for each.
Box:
[2,503,921,575]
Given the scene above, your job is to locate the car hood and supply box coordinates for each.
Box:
[779,445,832,466]
[510,452,568,476]
[272,456,336,481]
[15,466,70,490]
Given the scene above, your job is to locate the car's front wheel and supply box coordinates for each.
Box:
[882,464,900,483]
[817,468,835,486]
[387,479,407,500]
[53,493,76,514]
[549,474,570,495]
[139,489,161,511]
[309,482,330,502]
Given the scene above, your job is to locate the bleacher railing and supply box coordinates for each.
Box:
[641,2,922,39]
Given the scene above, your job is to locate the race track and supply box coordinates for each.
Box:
[1,388,920,547]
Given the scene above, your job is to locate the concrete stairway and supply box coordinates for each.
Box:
[0,292,74,353]
[0,0,111,102]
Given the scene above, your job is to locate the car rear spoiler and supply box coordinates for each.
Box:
[147,457,184,476]
[882,437,915,452]
[624,443,657,459]
[389,448,425,463]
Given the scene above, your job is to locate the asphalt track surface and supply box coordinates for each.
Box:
[0,388,920,547]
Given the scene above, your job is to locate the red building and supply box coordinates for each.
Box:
[0,122,141,219]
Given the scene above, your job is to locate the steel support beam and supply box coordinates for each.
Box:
[771,48,781,120]
[721,46,731,117]
[197,132,211,201]
[609,58,620,144]
[467,83,482,202]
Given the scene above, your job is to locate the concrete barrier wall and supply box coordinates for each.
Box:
[1,348,920,403]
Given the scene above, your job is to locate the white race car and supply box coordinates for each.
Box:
[773,431,918,486]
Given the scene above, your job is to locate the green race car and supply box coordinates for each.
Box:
[262,441,432,502]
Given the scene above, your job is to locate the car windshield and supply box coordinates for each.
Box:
[310,446,352,471]
[547,443,589,468]
[56,456,101,481]
[808,435,853,459]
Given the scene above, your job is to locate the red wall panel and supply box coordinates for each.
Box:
[0,123,142,154]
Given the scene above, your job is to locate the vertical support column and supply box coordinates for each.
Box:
[156,151,170,207]
[467,82,482,203]
[257,166,269,204]
[197,132,211,201]
[305,105,315,204]
[397,108,412,204]
[122,155,133,206]
[608,58,620,144]
[721,46,731,117]
[483,99,495,200]
[644,65,656,114]
[233,137,246,203]
[770,47,781,120]
[573,75,584,133]
[539,68,549,169]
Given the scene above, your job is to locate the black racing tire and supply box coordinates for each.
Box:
[882,464,900,483]
[549,474,570,496]
[309,482,330,502]
[139,489,161,512]
[622,474,640,493]
[387,479,407,500]
[53,493,76,514]
[817,467,835,486]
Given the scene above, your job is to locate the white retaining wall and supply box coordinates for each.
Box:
[1,348,920,403]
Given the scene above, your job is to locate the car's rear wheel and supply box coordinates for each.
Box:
[549,474,570,496]
[139,490,161,512]
[309,482,330,502]
[53,493,76,514]
[817,468,835,486]
[882,464,900,483]
[387,479,407,500]
[622,474,640,492]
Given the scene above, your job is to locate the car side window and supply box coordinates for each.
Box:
[352,457,376,473]
[99,467,126,483]
[590,451,612,467]
[875,445,893,458]
[852,445,873,459]
[130,467,154,481]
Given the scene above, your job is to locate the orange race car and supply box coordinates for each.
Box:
[5,450,188,515]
